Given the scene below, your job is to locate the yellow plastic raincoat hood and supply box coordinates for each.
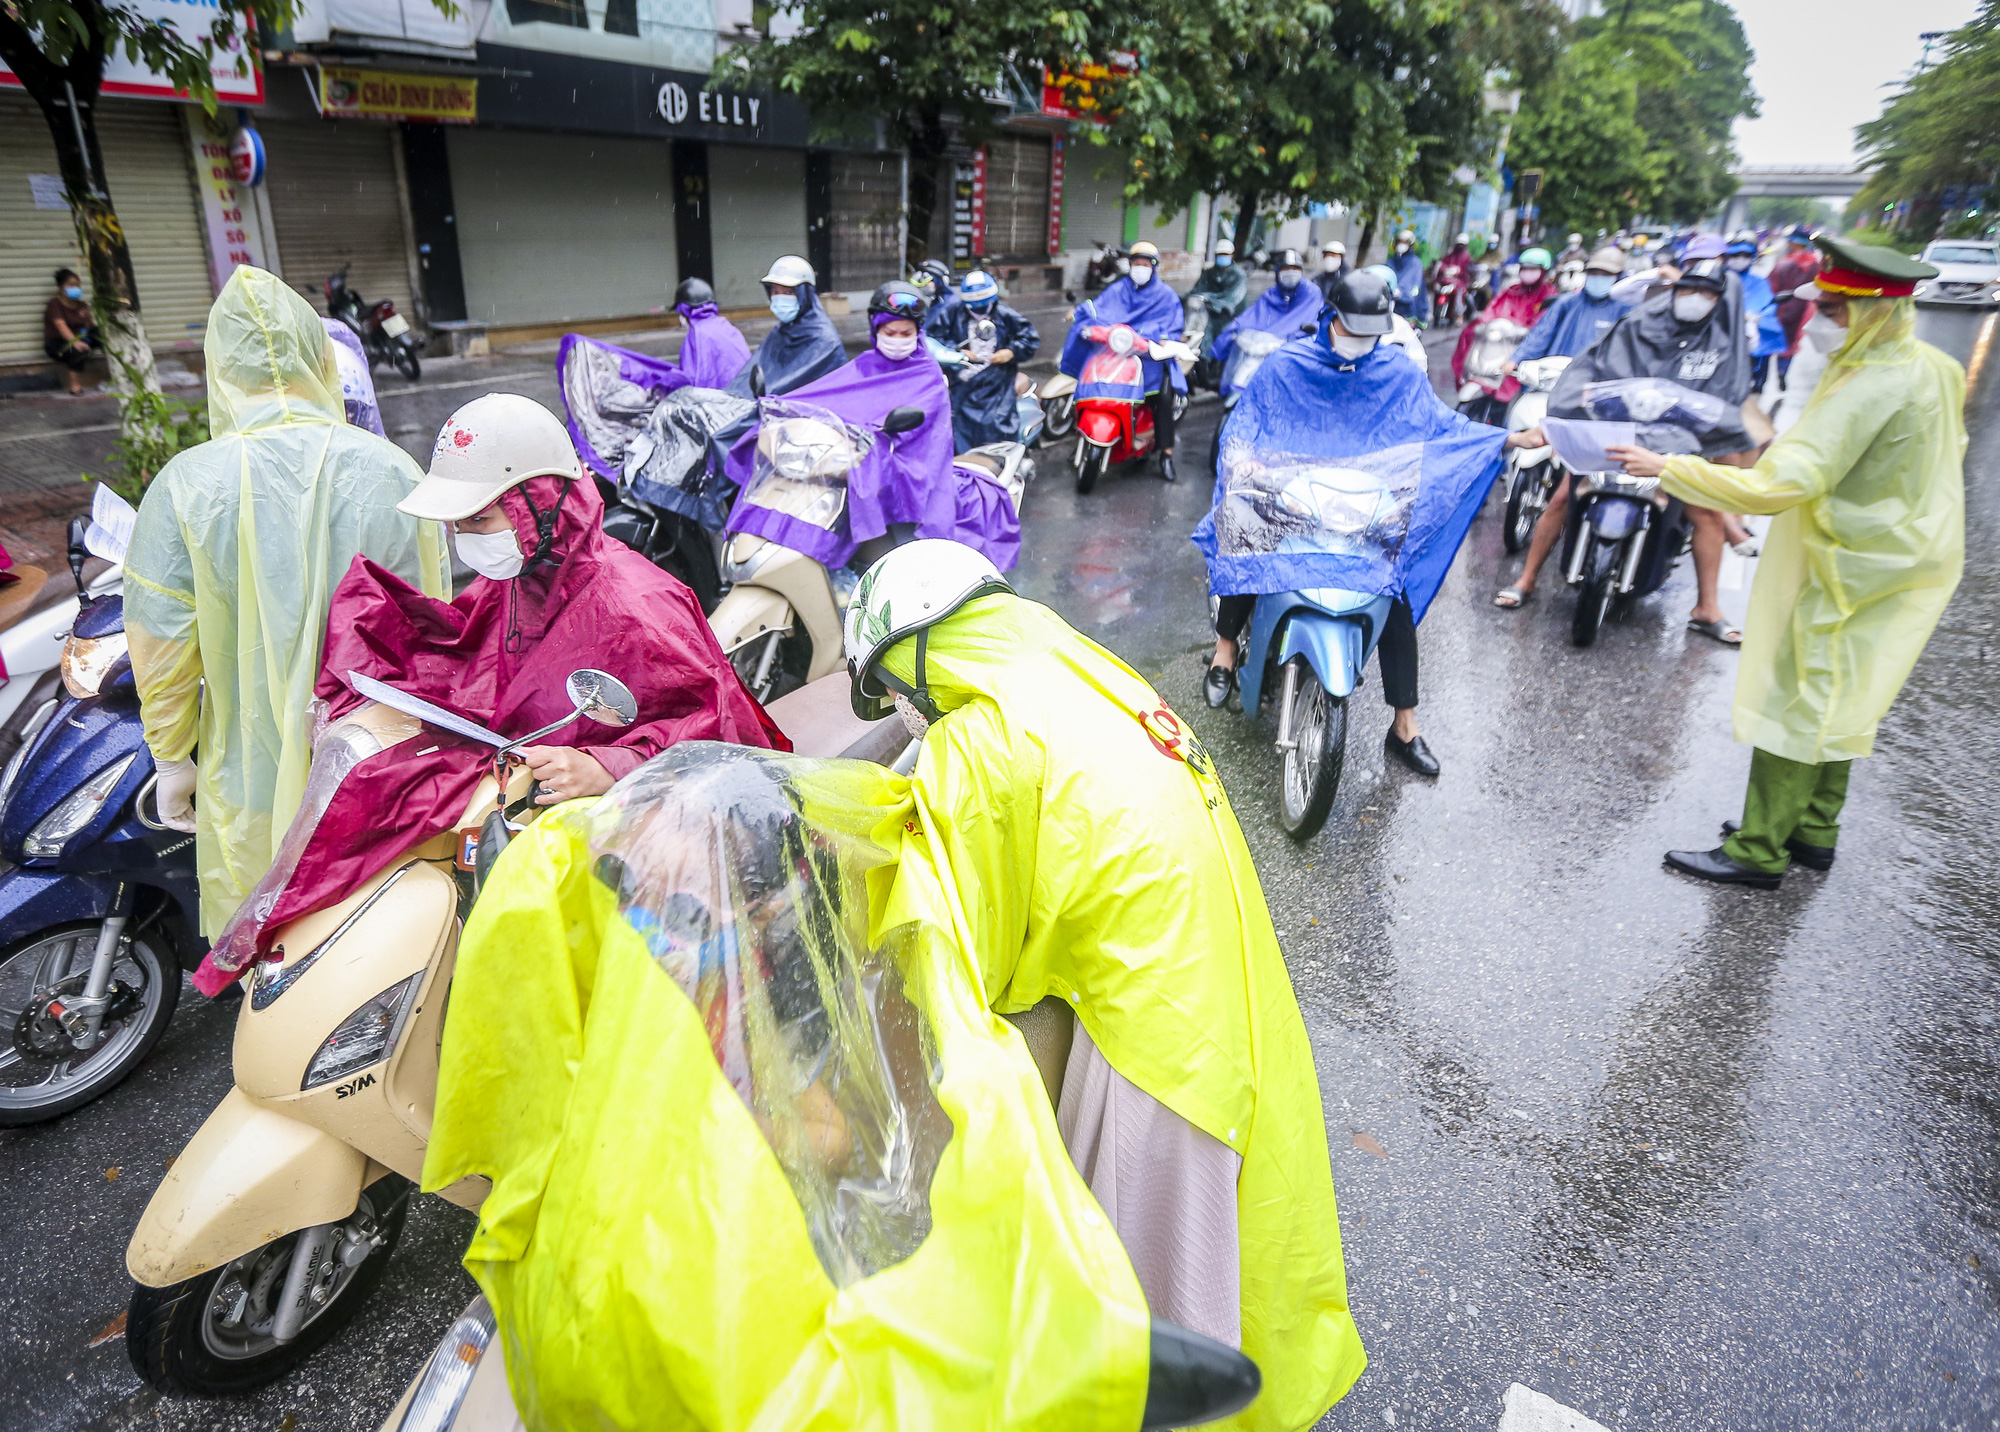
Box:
[874,593,1365,1431]
[1660,296,1965,764]
[423,745,1152,1430]
[125,266,447,932]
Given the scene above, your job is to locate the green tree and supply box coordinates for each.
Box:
[1853,0,2000,238]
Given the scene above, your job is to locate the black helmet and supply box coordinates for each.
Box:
[1275,248,1306,271]
[1675,257,1728,295]
[1328,269,1394,335]
[674,276,714,307]
[868,279,928,323]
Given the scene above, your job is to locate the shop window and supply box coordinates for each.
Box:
[603,0,639,33]
[507,0,589,27]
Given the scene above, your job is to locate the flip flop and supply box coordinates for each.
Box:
[1688,618,1742,646]
[1493,587,1534,609]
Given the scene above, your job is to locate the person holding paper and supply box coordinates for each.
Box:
[1602,235,1964,889]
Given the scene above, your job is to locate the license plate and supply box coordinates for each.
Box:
[455,827,480,870]
[381,313,410,337]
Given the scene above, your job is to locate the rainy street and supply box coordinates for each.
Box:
[2,304,1996,1432]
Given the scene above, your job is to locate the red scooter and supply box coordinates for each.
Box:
[1071,323,1191,495]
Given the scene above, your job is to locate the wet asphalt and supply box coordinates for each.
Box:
[2,308,1996,1432]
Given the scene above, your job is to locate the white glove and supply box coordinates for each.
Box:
[153,756,197,833]
[1148,340,1197,363]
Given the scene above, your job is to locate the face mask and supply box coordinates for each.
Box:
[456,527,524,581]
[63,286,83,300]
[1727,256,1753,273]
[1130,265,1154,287]
[1278,270,1302,290]
[1672,291,1719,324]
[769,295,800,323]
[1519,268,1544,287]
[875,332,918,361]
[1331,331,1379,360]
[892,691,931,740]
[1805,312,1847,353]
[1395,242,1411,254]
[1322,256,1341,273]
[1584,273,1616,300]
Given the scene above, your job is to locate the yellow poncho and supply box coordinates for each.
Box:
[1661,296,1965,764]
[125,267,448,931]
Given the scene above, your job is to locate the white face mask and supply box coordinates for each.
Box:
[1322,255,1342,272]
[1130,264,1155,287]
[1584,273,1616,299]
[1672,291,1719,324]
[1727,256,1753,273]
[456,527,524,581]
[875,332,918,361]
[1395,242,1411,254]
[891,691,930,740]
[1278,270,1302,290]
[1331,331,1379,360]
[1805,312,1847,353]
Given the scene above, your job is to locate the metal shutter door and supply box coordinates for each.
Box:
[827,152,901,292]
[261,119,415,324]
[447,128,677,327]
[0,95,211,360]
[709,145,807,309]
[1137,196,1187,252]
[983,133,1050,262]
[1058,139,1123,252]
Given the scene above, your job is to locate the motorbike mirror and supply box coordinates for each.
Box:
[566,669,638,727]
[749,364,767,399]
[881,406,926,435]
[65,515,90,599]
[1141,1319,1261,1430]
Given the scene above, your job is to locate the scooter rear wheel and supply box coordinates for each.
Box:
[128,1174,411,1395]
[1277,660,1347,841]
[0,921,177,1127]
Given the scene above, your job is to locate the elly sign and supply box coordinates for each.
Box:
[655,82,765,131]
[319,65,476,123]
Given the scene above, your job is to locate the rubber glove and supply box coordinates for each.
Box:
[153,755,197,833]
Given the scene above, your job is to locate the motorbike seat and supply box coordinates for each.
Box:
[0,566,50,634]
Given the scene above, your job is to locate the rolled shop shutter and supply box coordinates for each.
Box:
[259,118,416,326]
[710,145,808,310]
[1057,140,1123,252]
[981,132,1050,264]
[827,152,902,293]
[0,93,212,362]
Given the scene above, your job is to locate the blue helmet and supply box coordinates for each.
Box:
[960,270,1000,308]
[1362,262,1401,298]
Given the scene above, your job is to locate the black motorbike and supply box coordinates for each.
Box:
[325,267,423,382]
[1558,472,1693,647]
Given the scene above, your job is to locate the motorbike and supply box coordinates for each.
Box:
[0,517,204,1126]
[1455,317,1529,427]
[1554,259,1586,295]
[1036,371,1078,443]
[325,267,422,383]
[122,665,914,1398]
[1558,465,1692,648]
[1203,328,1288,477]
[1181,291,1238,391]
[1069,323,1194,496]
[1497,357,1570,554]
[1431,269,1473,327]
[1078,241,1129,297]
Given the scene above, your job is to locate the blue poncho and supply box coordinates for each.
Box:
[1738,270,1787,359]
[1387,251,1430,324]
[1210,278,1324,377]
[1059,274,1188,395]
[1512,289,1633,365]
[728,282,848,398]
[934,301,1041,451]
[1193,327,1507,622]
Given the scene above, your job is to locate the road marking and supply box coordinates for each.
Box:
[0,421,121,445]
[1497,1383,1612,1432]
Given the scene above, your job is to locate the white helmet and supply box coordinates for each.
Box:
[400,393,582,522]
[761,255,816,288]
[1455,232,1469,244]
[1323,240,1346,254]
[1214,238,1235,256]
[843,539,1011,721]
[1568,233,1583,246]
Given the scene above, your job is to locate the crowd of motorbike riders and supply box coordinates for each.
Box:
[0,200,1962,1430]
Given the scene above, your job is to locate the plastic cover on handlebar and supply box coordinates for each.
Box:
[735,397,877,535]
[626,386,759,524]
[1212,436,1423,575]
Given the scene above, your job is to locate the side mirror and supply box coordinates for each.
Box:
[881,406,926,435]
[749,364,767,399]
[567,669,638,727]
[66,515,90,599]
[1141,1319,1261,1430]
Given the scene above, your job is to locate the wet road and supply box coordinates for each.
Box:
[4,309,1996,1431]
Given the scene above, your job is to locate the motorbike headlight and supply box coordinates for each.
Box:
[24,753,136,858]
[302,973,423,1090]
[1107,326,1137,356]
[61,631,129,700]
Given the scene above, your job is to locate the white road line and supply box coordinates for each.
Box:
[1497,1383,1612,1432]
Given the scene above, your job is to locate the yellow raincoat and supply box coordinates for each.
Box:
[125,267,448,932]
[874,593,1366,1431]
[1661,296,1965,764]
[423,746,1152,1430]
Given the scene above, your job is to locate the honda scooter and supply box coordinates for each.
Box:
[0,518,202,1125]
[1497,356,1569,553]
[1558,468,1692,647]
[1069,322,1193,495]
[326,268,422,383]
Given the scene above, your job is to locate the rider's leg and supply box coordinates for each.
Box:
[1687,505,1729,625]
[1212,595,1254,670]
[1378,599,1420,740]
[1510,473,1573,594]
[1151,383,1176,454]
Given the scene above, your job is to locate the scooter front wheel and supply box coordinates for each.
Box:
[1503,460,1550,555]
[1076,442,1108,495]
[0,921,178,1127]
[1042,392,1077,440]
[392,344,422,382]
[1571,540,1619,648]
[128,1174,411,1395]
[1277,660,1346,841]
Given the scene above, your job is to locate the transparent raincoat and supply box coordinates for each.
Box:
[1660,296,1966,764]
[423,743,1152,1430]
[124,267,449,932]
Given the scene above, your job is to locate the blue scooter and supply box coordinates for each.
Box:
[0,518,202,1125]
[1232,586,1392,841]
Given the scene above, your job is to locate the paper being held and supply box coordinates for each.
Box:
[1541,417,1637,476]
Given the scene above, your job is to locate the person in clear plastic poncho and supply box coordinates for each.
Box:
[844,542,1366,1431]
[423,744,1155,1430]
[125,266,448,932]
[1602,236,1965,888]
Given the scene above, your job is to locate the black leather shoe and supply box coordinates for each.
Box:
[1384,730,1440,777]
[1203,662,1236,709]
[1664,845,1782,889]
[1719,820,1835,871]
[1159,451,1178,483]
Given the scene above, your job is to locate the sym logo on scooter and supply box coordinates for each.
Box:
[335,1072,378,1099]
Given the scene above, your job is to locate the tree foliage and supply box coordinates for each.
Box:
[1853,0,2000,235]
[1511,0,1756,235]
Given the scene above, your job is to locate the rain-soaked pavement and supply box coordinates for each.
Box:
[2,308,1995,1432]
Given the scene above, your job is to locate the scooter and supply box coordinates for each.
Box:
[1203,328,1288,477]
[124,670,912,1398]
[1431,270,1474,327]
[1455,317,1529,427]
[0,518,203,1125]
[1069,323,1194,495]
[1036,371,1078,442]
[1558,466,1692,648]
[1497,356,1570,554]
[326,267,422,383]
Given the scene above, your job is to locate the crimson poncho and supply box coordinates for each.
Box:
[195,473,786,994]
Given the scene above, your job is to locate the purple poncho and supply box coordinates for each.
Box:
[556,334,692,482]
[676,301,752,390]
[1060,273,1189,395]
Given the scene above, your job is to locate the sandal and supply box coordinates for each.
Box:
[1730,538,1761,558]
[1493,587,1534,609]
[1688,618,1742,646]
